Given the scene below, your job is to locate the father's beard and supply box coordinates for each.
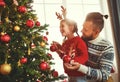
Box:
[81,35,93,42]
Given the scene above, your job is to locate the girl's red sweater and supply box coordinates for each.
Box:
[60,36,88,77]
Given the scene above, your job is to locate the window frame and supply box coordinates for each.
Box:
[108,0,120,58]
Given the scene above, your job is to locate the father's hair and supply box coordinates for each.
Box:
[85,12,108,31]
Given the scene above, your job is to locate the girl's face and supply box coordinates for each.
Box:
[59,20,73,37]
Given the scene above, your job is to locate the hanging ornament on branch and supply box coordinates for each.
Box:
[28,43,31,55]
[0,63,12,75]
[31,43,36,49]
[5,17,10,23]
[35,21,40,26]
[0,50,12,75]
[42,36,48,42]
[52,70,59,77]
[20,57,28,64]
[50,45,57,52]
[47,53,53,60]
[26,19,34,28]
[14,25,20,32]
[28,47,31,55]
[40,41,46,47]
[17,59,22,67]
[0,32,5,35]
[0,0,6,7]
[39,61,49,71]
[18,6,27,13]
[0,34,11,43]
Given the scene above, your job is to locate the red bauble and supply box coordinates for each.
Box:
[63,55,71,63]
[35,21,40,26]
[18,6,27,13]
[52,71,58,77]
[26,19,34,28]
[43,36,48,42]
[20,57,27,64]
[0,34,11,43]
[0,1,6,7]
[39,62,49,71]
[50,45,57,52]
[31,43,36,49]
[47,53,52,60]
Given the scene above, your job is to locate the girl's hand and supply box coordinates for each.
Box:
[52,41,62,50]
[51,41,65,57]
[50,41,62,52]
[64,61,80,71]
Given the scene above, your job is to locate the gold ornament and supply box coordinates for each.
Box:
[33,17,38,21]
[17,15,21,18]
[28,47,31,55]
[14,7,17,11]
[5,17,9,23]
[14,26,20,31]
[17,60,22,66]
[40,42,46,47]
[0,32,5,35]
[0,63,12,75]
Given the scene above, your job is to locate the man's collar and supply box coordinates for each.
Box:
[88,35,102,43]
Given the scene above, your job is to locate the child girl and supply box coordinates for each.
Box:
[51,18,88,82]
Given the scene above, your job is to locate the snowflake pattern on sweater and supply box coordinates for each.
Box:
[79,36,114,82]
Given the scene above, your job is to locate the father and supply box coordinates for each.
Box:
[64,12,114,82]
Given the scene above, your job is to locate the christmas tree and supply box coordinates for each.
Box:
[0,0,66,82]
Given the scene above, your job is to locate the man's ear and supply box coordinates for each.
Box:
[95,28,100,35]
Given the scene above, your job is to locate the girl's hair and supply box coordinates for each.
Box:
[85,12,108,31]
[61,18,79,41]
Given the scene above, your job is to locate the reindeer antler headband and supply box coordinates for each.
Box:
[55,6,67,20]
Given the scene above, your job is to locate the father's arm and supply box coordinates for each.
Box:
[65,45,114,81]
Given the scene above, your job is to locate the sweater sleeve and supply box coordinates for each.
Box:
[78,45,114,81]
[73,38,88,64]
